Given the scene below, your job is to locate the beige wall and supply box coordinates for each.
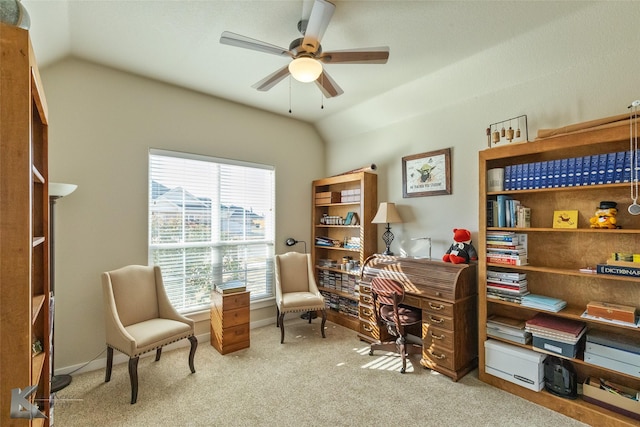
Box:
[42,58,324,371]
[43,1,640,374]
[318,2,640,259]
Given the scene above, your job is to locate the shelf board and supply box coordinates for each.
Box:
[315,201,361,207]
[315,245,361,252]
[487,182,629,196]
[485,263,640,282]
[316,265,360,276]
[479,371,639,426]
[325,309,360,330]
[32,165,45,184]
[487,226,639,234]
[315,224,361,228]
[31,351,46,383]
[32,294,46,324]
[318,286,359,301]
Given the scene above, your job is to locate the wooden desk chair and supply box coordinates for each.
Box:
[370,277,422,373]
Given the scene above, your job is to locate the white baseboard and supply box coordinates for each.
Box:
[55,317,274,377]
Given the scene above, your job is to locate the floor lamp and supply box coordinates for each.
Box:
[49,183,78,392]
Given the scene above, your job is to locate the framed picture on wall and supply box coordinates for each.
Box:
[402,148,451,198]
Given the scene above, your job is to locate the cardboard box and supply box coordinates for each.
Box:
[582,377,640,420]
[584,351,640,378]
[315,192,341,203]
[532,335,583,358]
[587,301,637,324]
[586,341,640,367]
[485,339,547,392]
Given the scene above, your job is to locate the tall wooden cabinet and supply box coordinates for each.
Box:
[311,172,377,331]
[1,23,51,426]
[478,117,640,426]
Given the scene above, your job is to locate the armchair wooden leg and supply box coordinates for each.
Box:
[128,357,139,404]
[320,309,327,338]
[155,347,162,362]
[279,312,286,344]
[105,347,113,382]
[307,310,312,324]
[188,336,197,373]
[276,307,280,327]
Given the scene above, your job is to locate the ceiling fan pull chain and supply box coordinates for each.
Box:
[320,74,324,109]
[289,76,293,114]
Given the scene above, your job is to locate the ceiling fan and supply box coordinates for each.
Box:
[220,0,390,98]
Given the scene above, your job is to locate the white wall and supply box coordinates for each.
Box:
[42,58,325,370]
[318,2,640,259]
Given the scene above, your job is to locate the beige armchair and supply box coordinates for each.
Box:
[274,252,327,344]
[101,265,197,404]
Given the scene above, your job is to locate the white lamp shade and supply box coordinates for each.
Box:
[49,182,78,198]
[288,57,323,83]
[371,202,402,224]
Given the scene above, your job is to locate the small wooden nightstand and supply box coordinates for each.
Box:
[210,290,250,354]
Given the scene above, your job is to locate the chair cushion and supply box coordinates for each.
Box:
[280,291,325,312]
[380,304,421,326]
[125,318,193,353]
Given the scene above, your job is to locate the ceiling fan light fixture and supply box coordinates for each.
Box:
[288,57,322,83]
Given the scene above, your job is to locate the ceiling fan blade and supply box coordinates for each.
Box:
[220,31,291,57]
[301,0,335,53]
[319,47,390,64]
[251,65,291,91]
[315,69,344,98]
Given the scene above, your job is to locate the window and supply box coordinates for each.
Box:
[149,149,275,313]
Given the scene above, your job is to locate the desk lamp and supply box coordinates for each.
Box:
[371,202,403,255]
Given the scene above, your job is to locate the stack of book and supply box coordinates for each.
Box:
[525,313,587,358]
[214,281,246,294]
[315,236,337,247]
[486,315,532,344]
[486,231,528,266]
[486,269,529,303]
[521,294,567,312]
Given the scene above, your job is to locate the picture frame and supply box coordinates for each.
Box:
[402,148,451,198]
[552,210,578,228]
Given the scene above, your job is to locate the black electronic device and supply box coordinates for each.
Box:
[544,356,578,399]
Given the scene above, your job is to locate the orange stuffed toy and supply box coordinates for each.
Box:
[442,228,478,264]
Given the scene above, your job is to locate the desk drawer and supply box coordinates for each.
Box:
[423,345,455,371]
[423,312,453,331]
[220,307,250,328]
[359,320,390,342]
[359,293,374,306]
[359,304,376,323]
[422,299,453,317]
[422,324,454,350]
[222,292,250,309]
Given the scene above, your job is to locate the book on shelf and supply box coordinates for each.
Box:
[486,328,532,344]
[521,294,566,312]
[525,313,586,339]
[486,292,526,304]
[486,276,527,286]
[486,255,528,266]
[215,282,246,294]
[487,270,526,281]
[596,264,640,278]
[487,281,528,291]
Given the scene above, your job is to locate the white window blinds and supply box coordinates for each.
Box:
[149,149,275,313]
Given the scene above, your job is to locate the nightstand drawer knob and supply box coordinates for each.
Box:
[362,308,373,317]
[362,296,372,304]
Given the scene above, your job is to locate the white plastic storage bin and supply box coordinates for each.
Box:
[485,339,547,391]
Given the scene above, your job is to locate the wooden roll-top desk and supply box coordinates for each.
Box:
[359,255,478,381]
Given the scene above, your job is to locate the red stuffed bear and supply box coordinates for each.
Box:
[442,228,478,264]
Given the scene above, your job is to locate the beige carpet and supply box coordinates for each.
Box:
[53,318,587,426]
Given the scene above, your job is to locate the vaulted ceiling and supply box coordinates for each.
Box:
[24,0,590,124]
